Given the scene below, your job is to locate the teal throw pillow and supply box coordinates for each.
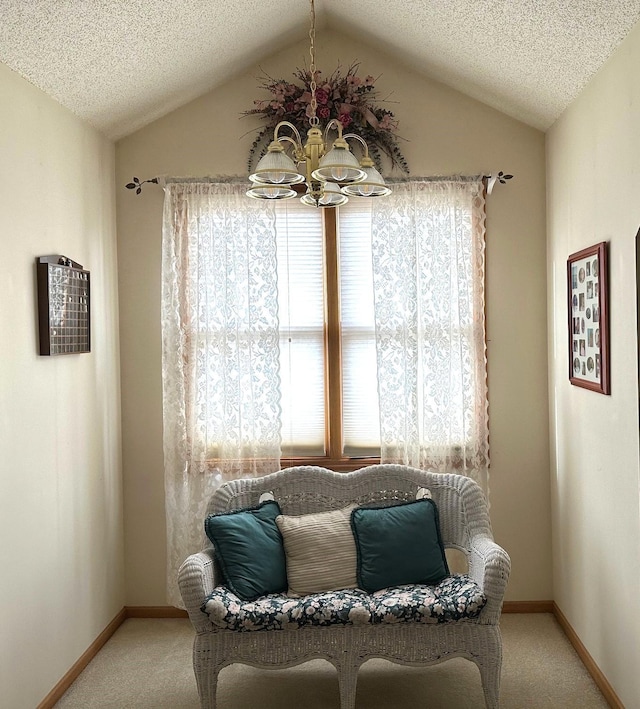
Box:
[351,498,450,593]
[204,500,287,601]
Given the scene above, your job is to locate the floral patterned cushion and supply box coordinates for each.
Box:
[370,574,486,624]
[201,587,372,632]
[201,574,485,632]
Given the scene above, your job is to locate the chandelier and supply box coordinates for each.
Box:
[246,0,391,207]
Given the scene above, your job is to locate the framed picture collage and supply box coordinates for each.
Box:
[567,241,609,394]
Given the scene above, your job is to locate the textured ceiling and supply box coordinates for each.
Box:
[1,1,640,140]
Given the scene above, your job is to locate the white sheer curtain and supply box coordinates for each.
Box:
[371,178,489,492]
[161,182,282,606]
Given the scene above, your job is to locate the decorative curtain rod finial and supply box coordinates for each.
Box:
[483,171,513,195]
[125,176,159,195]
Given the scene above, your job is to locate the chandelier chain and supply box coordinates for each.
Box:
[308,0,319,126]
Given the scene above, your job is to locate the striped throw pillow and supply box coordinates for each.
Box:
[276,505,358,597]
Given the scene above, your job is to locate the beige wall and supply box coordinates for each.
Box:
[546,22,640,708]
[0,64,123,708]
[116,30,550,605]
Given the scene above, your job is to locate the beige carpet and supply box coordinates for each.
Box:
[54,615,608,708]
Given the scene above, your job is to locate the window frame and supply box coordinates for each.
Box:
[279,206,380,472]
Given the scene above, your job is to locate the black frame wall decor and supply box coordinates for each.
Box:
[36,255,91,356]
[567,241,609,394]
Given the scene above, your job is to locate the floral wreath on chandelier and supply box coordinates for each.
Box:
[243,62,409,176]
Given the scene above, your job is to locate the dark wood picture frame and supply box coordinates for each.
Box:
[567,241,609,394]
[36,255,91,356]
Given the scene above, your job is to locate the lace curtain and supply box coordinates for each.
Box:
[371,179,489,493]
[161,182,282,606]
[161,177,489,604]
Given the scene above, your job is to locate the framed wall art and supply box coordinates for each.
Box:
[36,255,91,356]
[567,241,609,394]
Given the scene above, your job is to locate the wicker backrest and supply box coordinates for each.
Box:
[203,464,492,554]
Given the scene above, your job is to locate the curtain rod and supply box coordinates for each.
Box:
[125,172,513,195]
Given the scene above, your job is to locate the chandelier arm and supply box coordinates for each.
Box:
[322,118,344,145]
[343,133,370,156]
[273,121,303,147]
[276,135,301,152]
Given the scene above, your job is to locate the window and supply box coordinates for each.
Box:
[275,180,488,475]
[161,179,488,480]
[276,199,381,468]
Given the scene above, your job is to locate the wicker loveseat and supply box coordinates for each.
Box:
[178,464,510,708]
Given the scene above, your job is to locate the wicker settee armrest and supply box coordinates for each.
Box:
[178,549,219,631]
[468,536,511,624]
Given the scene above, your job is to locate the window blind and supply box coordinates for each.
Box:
[338,200,381,456]
[275,200,326,456]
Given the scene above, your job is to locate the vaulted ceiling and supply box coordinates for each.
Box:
[1,1,639,140]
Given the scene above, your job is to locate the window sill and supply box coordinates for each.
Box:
[279,456,380,472]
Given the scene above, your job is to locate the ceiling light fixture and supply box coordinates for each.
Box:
[246,0,391,207]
